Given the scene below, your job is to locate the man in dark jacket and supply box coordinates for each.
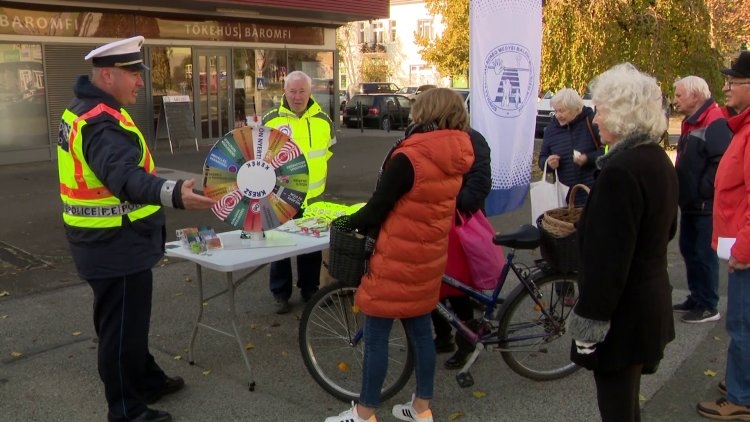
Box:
[58,36,215,422]
[672,76,732,323]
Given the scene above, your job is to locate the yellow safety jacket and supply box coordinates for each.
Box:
[58,103,160,229]
[263,98,334,203]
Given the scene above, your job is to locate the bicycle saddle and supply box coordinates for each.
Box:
[493,224,540,250]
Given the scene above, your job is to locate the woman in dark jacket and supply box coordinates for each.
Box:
[569,63,679,422]
[431,127,492,369]
[538,88,602,206]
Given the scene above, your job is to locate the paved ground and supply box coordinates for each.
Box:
[0,121,733,422]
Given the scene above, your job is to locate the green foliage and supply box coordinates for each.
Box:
[416,0,470,79]
[542,0,724,99]
[416,0,743,102]
[360,57,391,82]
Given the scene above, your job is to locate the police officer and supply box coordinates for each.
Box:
[58,36,215,422]
[262,70,336,314]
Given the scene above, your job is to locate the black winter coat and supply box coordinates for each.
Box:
[570,133,678,374]
[457,128,492,213]
[538,106,602,206]
[675,99,732,215]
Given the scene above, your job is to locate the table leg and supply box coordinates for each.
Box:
[226,272,257,391]
[188,263,204,366]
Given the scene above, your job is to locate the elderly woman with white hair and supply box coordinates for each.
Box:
[568,63,679,422]
[538,88,601,206]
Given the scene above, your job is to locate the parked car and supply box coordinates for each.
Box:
[535,89,593,137]
[451,88,471,113]
[342,93,411,131]
[396,84,436,101]
[357,82,400,94]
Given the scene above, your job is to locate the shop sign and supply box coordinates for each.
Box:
[0,7,324,45]
[143,18,324,45]
[0,8,127,37]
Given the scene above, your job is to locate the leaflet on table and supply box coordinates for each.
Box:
[276,217,330,237]
[175,226,223,254]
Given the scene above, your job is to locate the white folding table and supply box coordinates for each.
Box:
[164,229,329,391]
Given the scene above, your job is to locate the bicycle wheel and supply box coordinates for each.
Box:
[497,272,581,381]
[298,282,414,402]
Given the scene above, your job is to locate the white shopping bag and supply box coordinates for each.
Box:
[530,157,569,226]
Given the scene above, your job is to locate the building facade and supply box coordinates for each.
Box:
[0,0,388,165]
[339,0,448,94]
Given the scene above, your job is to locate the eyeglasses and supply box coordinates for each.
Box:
[726,80,750,88]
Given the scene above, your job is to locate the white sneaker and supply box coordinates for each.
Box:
[324,402,377,422]
[391,394,434,422]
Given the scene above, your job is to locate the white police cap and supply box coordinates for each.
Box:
[84,35,148,71]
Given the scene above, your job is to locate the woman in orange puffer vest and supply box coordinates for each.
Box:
[325,88,474,422]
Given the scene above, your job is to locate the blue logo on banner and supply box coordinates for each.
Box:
[482,44,534,118]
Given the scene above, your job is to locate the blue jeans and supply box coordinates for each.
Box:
[359,313,436,408]
[679,214,719,311]
[268,251,322,301]
[726,268,750,405]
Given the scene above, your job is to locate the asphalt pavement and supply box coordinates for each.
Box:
[0,122,732,422]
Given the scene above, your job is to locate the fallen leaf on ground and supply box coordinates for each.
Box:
[10,351,22,358]
[244,343,254,350]
[1,315,8,319]
[72,331,82,336]
[705,369,717,377]
[448,411,463,421]
[714,336,722,341]
[0,291,10,297]
[174,292,183,297]
[472,390,486,398]
[639,394,646,402]
[281,351,288,357]
[174,355,182,360]
[202,370,211,376]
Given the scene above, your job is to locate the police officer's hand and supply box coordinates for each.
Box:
[180,179,216,210]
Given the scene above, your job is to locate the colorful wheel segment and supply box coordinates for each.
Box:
[202,126,309,232]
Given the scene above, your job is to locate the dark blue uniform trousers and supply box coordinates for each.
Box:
[88,269,167,420]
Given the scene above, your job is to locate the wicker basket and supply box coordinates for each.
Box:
[538,184,590,274]
[540,184,590,238]
[328,224,369,286]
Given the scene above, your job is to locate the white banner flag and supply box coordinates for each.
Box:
[470,0,543,216]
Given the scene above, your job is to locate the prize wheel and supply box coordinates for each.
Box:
[202,125,309,232]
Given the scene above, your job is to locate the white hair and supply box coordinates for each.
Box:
[550,88,584,114]
[674,76,711,101]
[590,62,667,141]
[285,70,311,88]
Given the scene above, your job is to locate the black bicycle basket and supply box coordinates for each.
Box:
[328,219,371,285]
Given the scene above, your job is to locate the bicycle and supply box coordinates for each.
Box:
[298,223,580,402]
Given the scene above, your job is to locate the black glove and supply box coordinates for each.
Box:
[570,339,600,371]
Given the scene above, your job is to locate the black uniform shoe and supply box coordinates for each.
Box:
[131,409,172,422]
[143,376,185,404]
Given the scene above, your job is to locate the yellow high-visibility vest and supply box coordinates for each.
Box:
[263,99,334,203]
[58,103,160,229]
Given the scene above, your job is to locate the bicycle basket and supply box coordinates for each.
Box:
[537,184,589,274]
[328,222,369,286]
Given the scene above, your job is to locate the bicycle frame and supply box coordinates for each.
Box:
[436,247,558,348]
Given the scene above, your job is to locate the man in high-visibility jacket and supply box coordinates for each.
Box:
[58,36,215,422]
[262,70,336,314]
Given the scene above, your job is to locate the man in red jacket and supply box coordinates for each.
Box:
[672,76,731,323]
[697,51,750,420]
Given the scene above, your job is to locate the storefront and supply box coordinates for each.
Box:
[0,1,388,165]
